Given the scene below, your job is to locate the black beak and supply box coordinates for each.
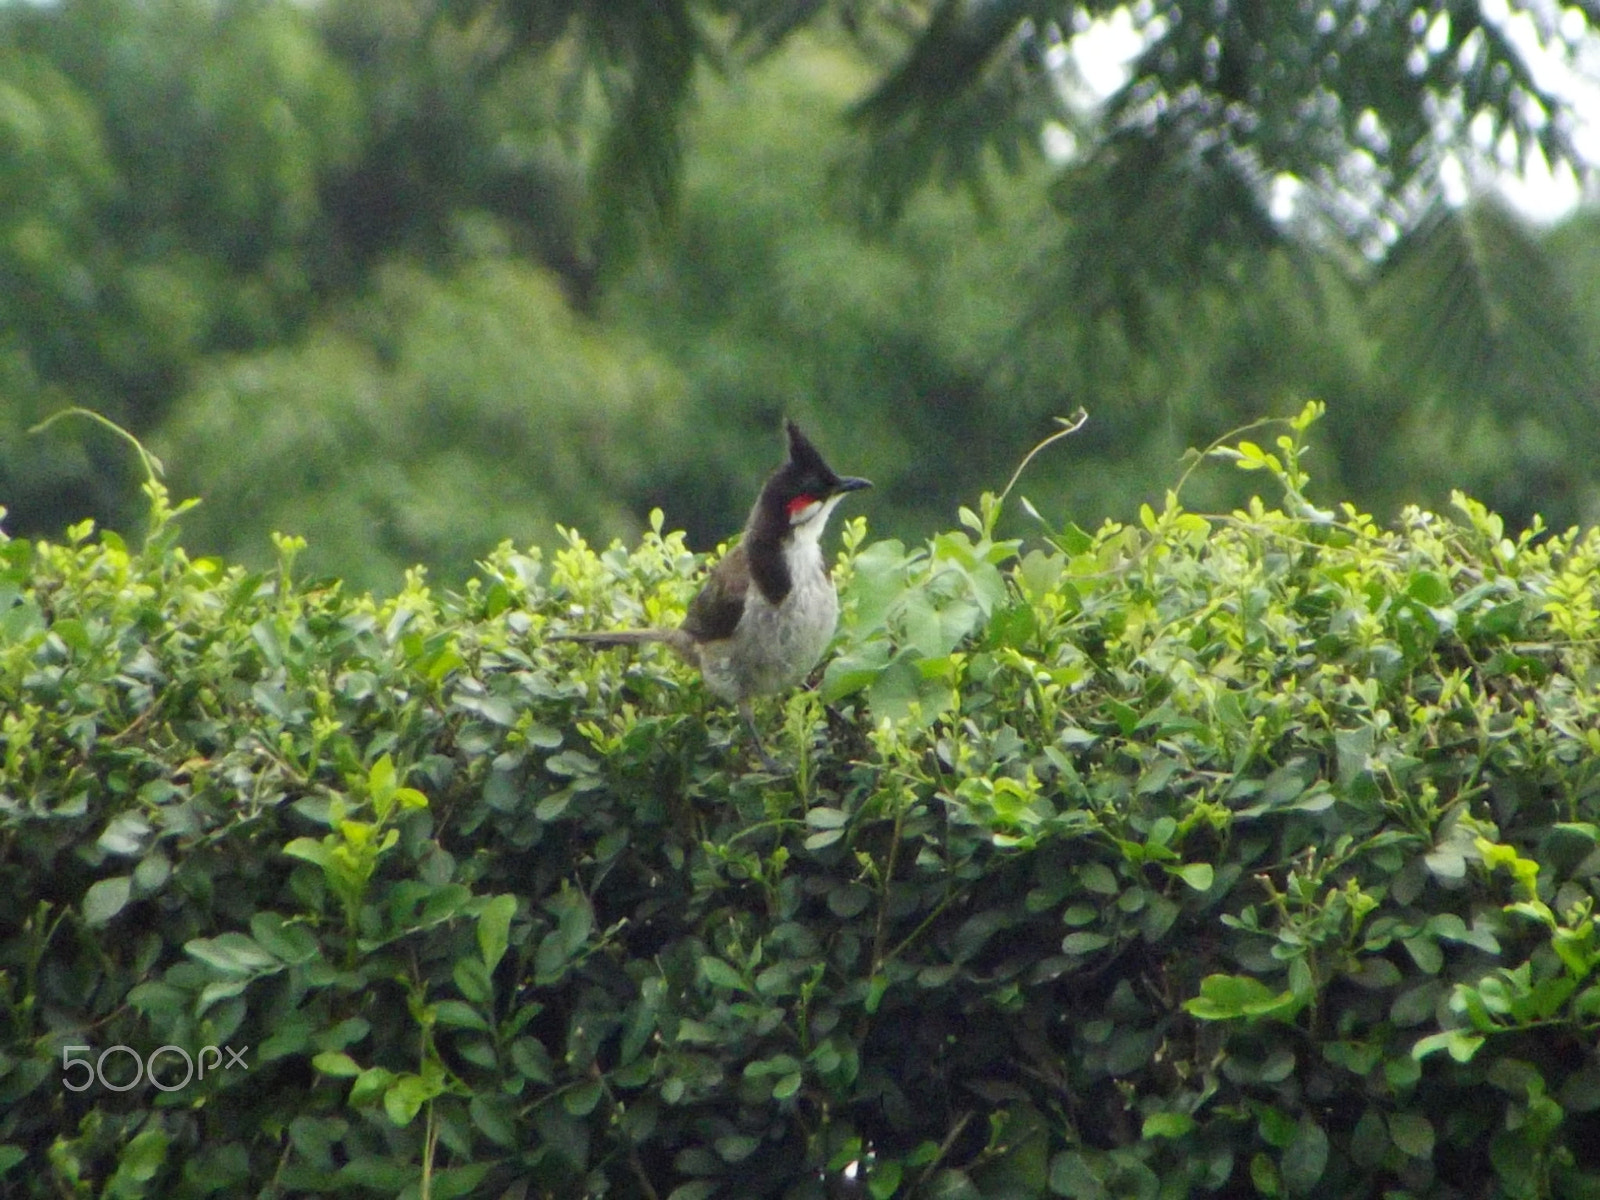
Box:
[833,476,872,495]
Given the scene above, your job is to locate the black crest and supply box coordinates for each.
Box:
[778,420,844,500]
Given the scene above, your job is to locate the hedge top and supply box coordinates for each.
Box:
[2,403,1599,1199]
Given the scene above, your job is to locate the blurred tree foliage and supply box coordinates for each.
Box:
[161,259,686,586]
[2,0,1598,587]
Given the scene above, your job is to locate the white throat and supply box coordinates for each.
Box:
[788,494,845,545]
[779,494,844,582]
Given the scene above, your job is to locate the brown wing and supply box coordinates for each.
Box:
[679,543,749,644]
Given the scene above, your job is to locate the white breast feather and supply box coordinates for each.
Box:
[696,500,842,703]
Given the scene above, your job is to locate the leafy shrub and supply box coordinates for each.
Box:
[2,404,1599,1198]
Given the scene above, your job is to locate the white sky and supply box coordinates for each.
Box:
[1065,4,1598,223]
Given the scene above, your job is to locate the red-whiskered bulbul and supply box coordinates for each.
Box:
[557,420,871,769]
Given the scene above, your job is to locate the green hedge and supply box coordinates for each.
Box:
[3,406,1600,1198]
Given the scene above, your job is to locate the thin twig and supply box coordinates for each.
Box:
[29,406,166,488]
[995,409,1090,512]
[914,1111,975,1192]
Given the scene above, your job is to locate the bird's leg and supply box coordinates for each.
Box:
[740,700,783,773]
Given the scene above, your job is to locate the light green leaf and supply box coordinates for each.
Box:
[186,933,278,976]
[368,753,396,800]
[868,1160,903,1199]
[478,893,517,973]
[83,876,132,926]
[113,1128,170,1184]
[1141,1112,1196,1139]
[283,837,333,868]
[1411,1029,1484,1063]
[433,1000,490,1031]
[1174,862,1214,891]
[1185,974,1304,1022]
[312,1051,362,1078]
[700,957,749,993]
[1060,932,1112,955]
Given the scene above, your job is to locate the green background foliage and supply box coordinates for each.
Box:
[4,412,1600,1197]
[3,0,1600,589]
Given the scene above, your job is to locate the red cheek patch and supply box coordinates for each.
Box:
[787,494,818,517]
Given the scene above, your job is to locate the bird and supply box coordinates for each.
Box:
[557,419,871,770]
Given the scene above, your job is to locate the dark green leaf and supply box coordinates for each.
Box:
[1387,1111,1434,1159]
[1280,1118,1328,1195]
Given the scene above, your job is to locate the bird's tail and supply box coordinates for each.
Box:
[553,628,696,665]
[554,629,673,648]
